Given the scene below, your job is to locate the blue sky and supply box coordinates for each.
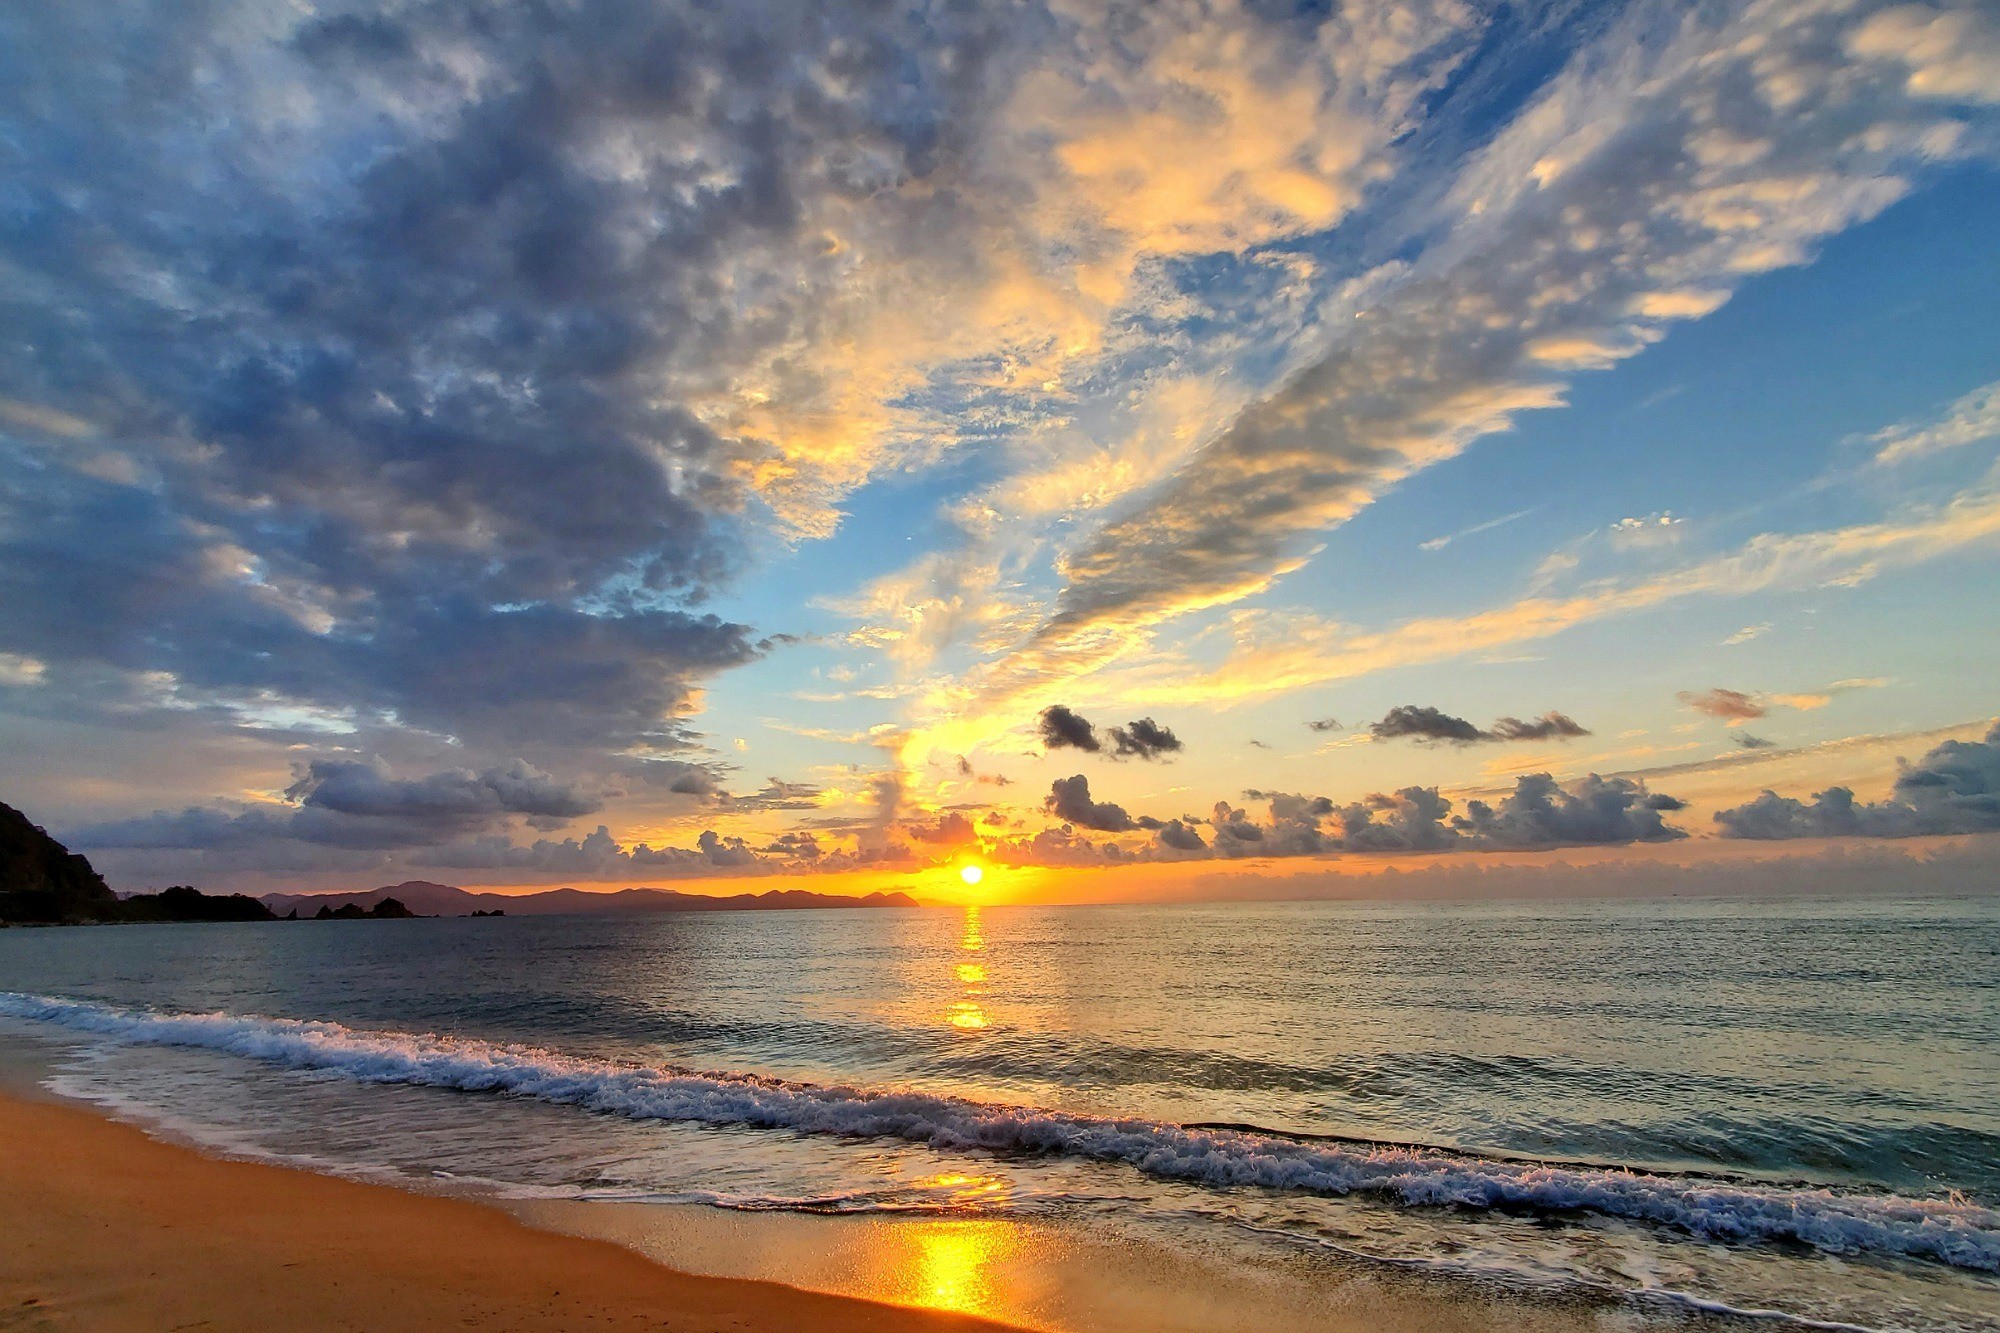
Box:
[2,0,1997,895]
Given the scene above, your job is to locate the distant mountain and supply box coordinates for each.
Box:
[261,879,920,917]
[0,800,118,922]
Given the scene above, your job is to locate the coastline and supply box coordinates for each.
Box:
[0,1052,1653,1333]
[0,1089,1024,1333]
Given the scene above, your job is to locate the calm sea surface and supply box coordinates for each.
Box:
[2,894,1996,1330]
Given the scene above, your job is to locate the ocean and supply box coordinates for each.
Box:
[1,893,1995,1331]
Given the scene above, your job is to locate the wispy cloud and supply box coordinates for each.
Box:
[1079,487,2000,711]
[1419,507,1534,552]
[943,0,1993,728]
[1868,378,2000,465]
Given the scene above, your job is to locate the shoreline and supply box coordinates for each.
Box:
[0,1017,1859,1333]
[0,1057,1731,1333]
[0,1089,1026,1332]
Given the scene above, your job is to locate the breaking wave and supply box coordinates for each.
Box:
[5,990,1995,1273]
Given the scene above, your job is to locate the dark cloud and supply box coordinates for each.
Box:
[1108,716,1183,761]
[1735,733,1778,750]
[1038,705,1101,753]
[1488,712,1590,742]
[287,757,600,825]
[1372,705,1487,744]
[1040,706,1184,760]
[424,824,766,873]
[1306,717,1343,732]
[1179,773,1686,859]
[1452,774,1685,849]
[763,830,824,860]
[905,811,977,845]
[1679,689,1767,723]
[1155,818,1207,852]
[1044,774,1137,832]
[1715,723,2000,840]
[0,0,1039,769]
[73,756,601,851]
[668,769,724,799]
[1371,705,1589,745]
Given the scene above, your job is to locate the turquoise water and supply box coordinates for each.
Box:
[2,894,1996,1329]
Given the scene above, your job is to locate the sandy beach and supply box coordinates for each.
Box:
[0,1091,1023,1333]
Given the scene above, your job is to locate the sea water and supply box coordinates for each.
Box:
[1,893,1995,1330]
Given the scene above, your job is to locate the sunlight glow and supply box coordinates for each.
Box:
[959,863,985,886]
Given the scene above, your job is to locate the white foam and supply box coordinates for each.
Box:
[5,991,1995,1273]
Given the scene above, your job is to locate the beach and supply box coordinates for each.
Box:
[2,900,1994,1332]
[1,1081,1653,1333]
[0,1089,1025,1333]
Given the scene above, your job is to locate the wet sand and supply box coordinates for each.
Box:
[0,1026,1701,1333]
[0,1091,1024,1332]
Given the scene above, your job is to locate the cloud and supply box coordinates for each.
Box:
[1846,4,2000,105]
[1594,720,1985,787]
[1715,722,2000,839]
[1372,705,1487,744]
[1868,377,2000,465]
[0,653,47,688]
[1679,688,1768,724]
[956,0,1992,714]
[1108,716,1183,761]
[1489,712,1592,742]
[1015,768,1693,868]
[1723,623,1772,646]
[904,811,978,846]
[1086,485,2000,713]
[664,769,822,811]
[70,757,604,850]
[1736,733,1779,750]
[1204,772,1688,857]
[424,825,771,874]
[1038,705,1102,754]
[1038,705,1183,760]
[1680,678,1886,725]
[1371,705,1590,744]
[287,757,601,824]
[1306,717,1343,732]
[1418,507,1533,552]
[4,0,1478,821]
[1043,774,1137,833]
[1452,774,1687,849]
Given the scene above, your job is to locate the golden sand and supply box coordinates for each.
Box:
[0,1092,1022,1332]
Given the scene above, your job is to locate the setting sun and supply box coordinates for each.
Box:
[958,863,984,887]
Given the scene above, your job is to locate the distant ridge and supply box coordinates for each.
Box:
[261,880,920,918]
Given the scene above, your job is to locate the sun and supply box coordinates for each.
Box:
[958,863,985,887]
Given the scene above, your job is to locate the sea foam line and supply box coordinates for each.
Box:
[4,991,1996,1273]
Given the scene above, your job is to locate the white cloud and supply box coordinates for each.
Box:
[1869,377,2000,464]
[905,0,1998,750]
[1847,4,2000,104]
[0,653,48,687]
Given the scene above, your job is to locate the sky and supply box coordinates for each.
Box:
[2,0,1998,902]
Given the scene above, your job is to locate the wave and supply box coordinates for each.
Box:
[5,990,1996,1273]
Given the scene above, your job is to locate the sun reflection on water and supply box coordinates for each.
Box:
[947,905,990,1033]
[904,1219,1018,1317]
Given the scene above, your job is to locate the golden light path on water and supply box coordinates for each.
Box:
[948,905,989,1031]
